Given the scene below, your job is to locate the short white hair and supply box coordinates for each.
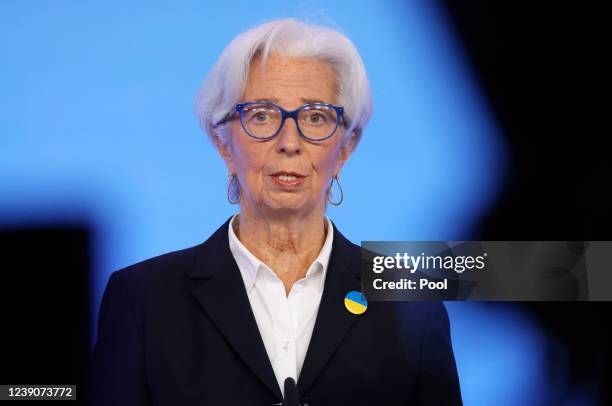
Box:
[195,18,373,149]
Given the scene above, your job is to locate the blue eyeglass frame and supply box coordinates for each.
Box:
[213,100,347,142]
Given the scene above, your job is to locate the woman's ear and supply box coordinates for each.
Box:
[334,132,358,175]
[212,132,236,173]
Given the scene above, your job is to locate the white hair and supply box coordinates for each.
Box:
[195,18,373,149]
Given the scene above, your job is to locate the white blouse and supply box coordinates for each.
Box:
[227,214,334,396]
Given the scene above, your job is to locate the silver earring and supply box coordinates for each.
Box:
[227,174,240,204]
[327,175,344,206]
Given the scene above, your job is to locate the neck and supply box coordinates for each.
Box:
[234,203,327,287]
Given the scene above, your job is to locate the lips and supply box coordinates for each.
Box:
[270,171,306,178]
[269,171,307,188]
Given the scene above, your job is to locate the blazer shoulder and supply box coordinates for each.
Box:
[108,217,233,288]
[111,243,202,289]
[394,300,449,322]
[390,301,452,345]
[331,222,362,269]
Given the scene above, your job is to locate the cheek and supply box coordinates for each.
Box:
[230,131,262,170]
[309,148,341,195]
[230,138,268,188]
[314,145,341,174]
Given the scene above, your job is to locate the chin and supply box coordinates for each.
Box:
[267,204,307,214]
[261,199,311,214]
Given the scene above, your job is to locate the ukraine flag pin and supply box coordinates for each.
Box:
[344,291,368,315]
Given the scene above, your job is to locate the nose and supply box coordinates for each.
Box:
[275,116,302,156]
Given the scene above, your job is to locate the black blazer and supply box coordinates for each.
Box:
[88,217,462,406]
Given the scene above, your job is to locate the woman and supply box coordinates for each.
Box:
[89,18,462,406]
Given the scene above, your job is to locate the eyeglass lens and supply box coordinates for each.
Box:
[240,103,339,140]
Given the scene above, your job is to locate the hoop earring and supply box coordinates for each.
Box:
[227,174,240,204]
[327,175,344,206]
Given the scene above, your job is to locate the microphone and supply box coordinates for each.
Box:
[283,377,300,406]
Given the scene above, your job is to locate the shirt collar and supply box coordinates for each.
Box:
[228,214,334,294]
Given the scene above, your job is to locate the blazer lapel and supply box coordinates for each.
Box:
[297,222,362,395]
[187,217,282,400]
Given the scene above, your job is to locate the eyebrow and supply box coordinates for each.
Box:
[256,97,328,104]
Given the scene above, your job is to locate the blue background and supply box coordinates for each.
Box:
[2,1,568,405]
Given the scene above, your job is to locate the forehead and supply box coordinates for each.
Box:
[243,54,339,105]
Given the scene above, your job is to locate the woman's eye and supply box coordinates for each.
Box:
[308,113,325,124]
[254,112,268,121]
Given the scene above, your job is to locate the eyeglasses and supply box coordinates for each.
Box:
[213,101,346,142]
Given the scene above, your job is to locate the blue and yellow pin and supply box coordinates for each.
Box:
[344,291,368,315]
